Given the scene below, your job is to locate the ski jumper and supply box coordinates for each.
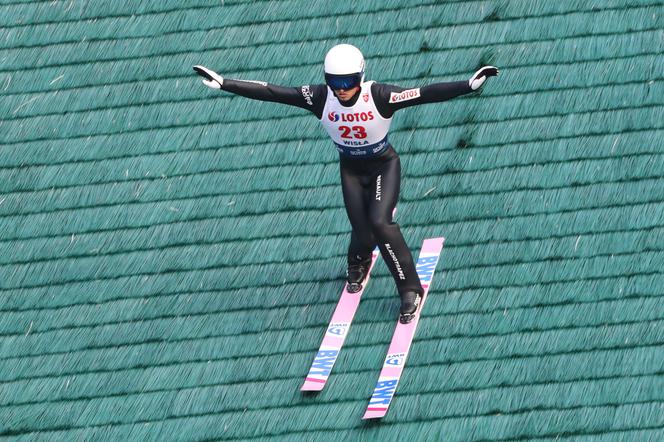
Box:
[219,77,473,296]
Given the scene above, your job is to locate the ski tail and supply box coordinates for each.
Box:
[362,237,444,418]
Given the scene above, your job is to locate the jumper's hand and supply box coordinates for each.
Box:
[469,66,499,90]
[193,65,224,89]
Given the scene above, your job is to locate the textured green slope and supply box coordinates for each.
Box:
[1,0,663,441]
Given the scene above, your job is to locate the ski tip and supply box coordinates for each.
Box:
[422,236,445,250]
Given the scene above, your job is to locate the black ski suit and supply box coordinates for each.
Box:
[218,77,473,296]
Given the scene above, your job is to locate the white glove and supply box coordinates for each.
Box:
[193,65,224,89]
[469,66,499,90]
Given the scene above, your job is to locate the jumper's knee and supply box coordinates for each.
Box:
[369,216,396,239]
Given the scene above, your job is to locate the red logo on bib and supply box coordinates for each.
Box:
[362,92,369,102]
[339,112,374,122]
[329,112,374,122]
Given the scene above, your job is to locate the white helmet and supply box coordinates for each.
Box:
[324,44,365,90]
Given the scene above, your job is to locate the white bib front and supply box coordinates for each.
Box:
[320,81,392,157]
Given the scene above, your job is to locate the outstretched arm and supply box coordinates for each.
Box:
[372,66,499,118]
[193,65,327,118]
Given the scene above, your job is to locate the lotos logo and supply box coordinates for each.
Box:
[333,111,374,122]
[389,88,421,103]
[362,92,369,102]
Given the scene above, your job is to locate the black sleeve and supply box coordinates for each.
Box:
[371,81,473,118]
[221,79,328,119]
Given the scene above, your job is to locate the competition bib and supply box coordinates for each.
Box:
[320,81,392,157]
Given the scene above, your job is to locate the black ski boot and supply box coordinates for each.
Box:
[346,255,372,293]
[399,291,422,324]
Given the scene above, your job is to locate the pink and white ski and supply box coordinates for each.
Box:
[301,247,380,391]
[363,237,445,419]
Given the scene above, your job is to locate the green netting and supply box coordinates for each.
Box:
[1,0,663,440]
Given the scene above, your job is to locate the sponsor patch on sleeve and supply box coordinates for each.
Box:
[301,85,314,106]
[389,88,421,103]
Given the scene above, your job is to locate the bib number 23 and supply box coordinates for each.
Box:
[339,125,367,139]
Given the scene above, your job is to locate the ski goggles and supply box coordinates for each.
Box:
[325,72,363,90]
